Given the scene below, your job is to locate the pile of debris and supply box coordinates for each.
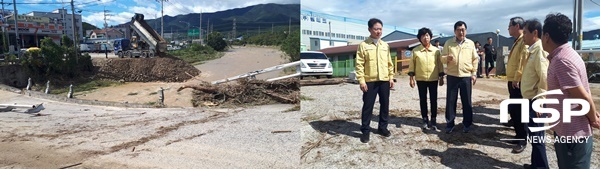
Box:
[178,78,299,107]
[93,56,200,82]
[587,63,600,83]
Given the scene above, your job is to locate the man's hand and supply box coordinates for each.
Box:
[591,113,600,129]
[512,81,520,89]
[409,79,415,88]
[447,55,454,62]
[360,83,368,92]
[438,78,444,86]
[471,75,477,85]
[389,79,395,89]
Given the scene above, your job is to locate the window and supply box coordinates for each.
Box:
[314,41,317,46]
[330,41,334,46]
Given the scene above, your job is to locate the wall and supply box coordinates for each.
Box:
[0,65,28,88]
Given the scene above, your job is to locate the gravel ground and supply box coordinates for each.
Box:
[300,75,600,168]
[0,91,300,168]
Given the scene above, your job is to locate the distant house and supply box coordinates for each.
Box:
[319,38,421,77]
[88,28,125,39]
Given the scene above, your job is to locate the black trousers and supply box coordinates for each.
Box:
[527,99,549,168]
[445,75,473,129]
[508,82,527,144]
[477,55,483,77]
[417,81,438,125]
[360,81,390,134]
[485,60,495,76]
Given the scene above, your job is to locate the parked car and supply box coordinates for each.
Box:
[299,51,333,79]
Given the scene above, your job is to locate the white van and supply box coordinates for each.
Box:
[79,44,92,53]
[299,51,333,79]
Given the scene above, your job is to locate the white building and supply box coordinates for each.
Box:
[25,9,83,43]
[301,9,417,51]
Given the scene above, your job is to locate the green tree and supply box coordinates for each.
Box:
[280,30,300,62]
[21,37,94,81]
[61,35,73,47]
[41,38,64,75]
[207,32,228,51]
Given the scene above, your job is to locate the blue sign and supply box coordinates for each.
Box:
[404,50,412,57]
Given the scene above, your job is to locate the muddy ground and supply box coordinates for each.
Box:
[300,75,600,168]
[77,46,290,108]
[0,91,300,168]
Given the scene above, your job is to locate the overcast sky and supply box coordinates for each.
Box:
[302,0,600,37]
[20,0,299,28]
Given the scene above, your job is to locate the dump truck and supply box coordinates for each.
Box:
[114,13,168,58]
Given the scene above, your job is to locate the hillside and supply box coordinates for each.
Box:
[117,3,300,35]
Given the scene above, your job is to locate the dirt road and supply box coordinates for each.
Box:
[0,90,300,168]
[77,46,290,107]
[194,46,290,82]
[300,75,600,168]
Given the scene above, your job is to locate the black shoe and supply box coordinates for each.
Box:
[360,133,370,143]
[378,129,391,137]
[523,164,531,169]
[422,123,430,130]
[445,126,455,134]
[502,119,514,127]
[463,126,471,133]
[511,144,526,154]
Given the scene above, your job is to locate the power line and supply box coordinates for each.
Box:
[591,0,600,6]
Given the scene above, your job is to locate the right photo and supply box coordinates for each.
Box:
[300,0,600,168]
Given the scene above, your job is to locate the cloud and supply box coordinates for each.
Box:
[302,0,600,37]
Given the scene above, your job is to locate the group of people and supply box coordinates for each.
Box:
[354,13,599,169]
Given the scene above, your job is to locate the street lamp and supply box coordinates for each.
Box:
[495,29,500,48]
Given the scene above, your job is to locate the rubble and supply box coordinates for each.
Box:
[178,78,299,107]
[92,56,200,82]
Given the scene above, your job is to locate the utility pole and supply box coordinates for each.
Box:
[288,17,291,34]
[154,14,158,31]
[12,0,18,52]
[61,0,66,35]
[271,23,273,33]
[206,18,209,39]
[1,0,6,52]
[232,18,236,40]
[576,0,583,50]
[160,0,164,37]
[198,10,204,44]
[103,6,110,57]
[70,0,79,62]
[573,0,578,49]
[328,21,332,46]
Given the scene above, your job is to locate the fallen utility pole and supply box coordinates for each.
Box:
[0,103,45,113]
[211,61,301,84]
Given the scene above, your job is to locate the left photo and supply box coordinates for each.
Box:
[0,0,300,168]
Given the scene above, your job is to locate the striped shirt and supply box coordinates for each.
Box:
[547,43,592,137]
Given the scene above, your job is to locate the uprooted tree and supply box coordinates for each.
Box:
[178,78,299,107]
